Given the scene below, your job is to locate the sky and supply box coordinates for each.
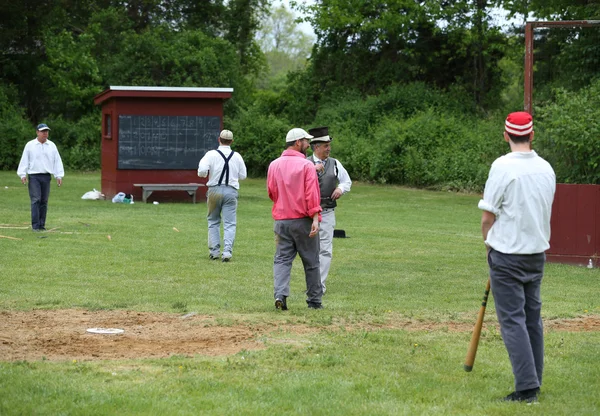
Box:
[277,0,315,36]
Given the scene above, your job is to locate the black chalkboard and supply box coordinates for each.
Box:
[117,115,221,169]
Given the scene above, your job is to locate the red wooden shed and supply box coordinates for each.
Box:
[93,86,233,202]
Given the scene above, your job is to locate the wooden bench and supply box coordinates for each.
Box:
[134,183,204,204]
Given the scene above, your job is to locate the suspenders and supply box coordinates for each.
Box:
[216,150,235,186]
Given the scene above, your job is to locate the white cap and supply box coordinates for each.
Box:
[220,129,233,140]
[285,128,313,143]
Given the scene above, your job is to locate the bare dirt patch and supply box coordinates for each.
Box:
[0,310,271,362]
[0,310,598,362]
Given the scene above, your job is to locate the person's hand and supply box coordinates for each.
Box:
[21,177,27,185]
[309,219,319,237]
[57,178,62,187]
[331,188,343,200]
[315,161,324,174]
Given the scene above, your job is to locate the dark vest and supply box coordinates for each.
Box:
[308,156,338,209]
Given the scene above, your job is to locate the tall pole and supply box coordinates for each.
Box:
[523,20,600,115]
[524,23,534,114]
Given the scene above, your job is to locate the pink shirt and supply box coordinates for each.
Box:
[267,149,322,221]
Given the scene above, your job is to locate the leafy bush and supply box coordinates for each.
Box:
[0,85,34,170]
[36,113,102,171]
[332,108,505,191]
[536,79,600,184]
[227,106,291,177]
[308,85,504,191]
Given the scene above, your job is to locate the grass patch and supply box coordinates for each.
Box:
[0,171,598,415]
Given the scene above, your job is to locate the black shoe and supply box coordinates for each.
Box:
[502,388,539,404]
[275,297,288,311]
[209,254,219,260]
[222,257,231,263]
[307,302,323,309]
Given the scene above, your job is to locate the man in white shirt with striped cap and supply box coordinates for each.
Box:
[198,129,247,262]
[479,111,555,404]
[17,123,65,231]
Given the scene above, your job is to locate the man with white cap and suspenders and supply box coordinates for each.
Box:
[198,129,247,262]
[479,111,555,403]
[307,126,352,293]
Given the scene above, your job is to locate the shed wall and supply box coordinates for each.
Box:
[547,184,600,267]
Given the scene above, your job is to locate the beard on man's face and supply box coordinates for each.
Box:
[298,142,308,155]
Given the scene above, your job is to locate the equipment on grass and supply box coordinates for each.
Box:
[333,229,347,238]
[464,278,491,372]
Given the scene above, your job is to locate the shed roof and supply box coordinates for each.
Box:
[94,86,233,105]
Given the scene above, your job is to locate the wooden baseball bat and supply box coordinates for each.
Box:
[464,278,491,372]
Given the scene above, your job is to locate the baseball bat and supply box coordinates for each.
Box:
[464,278,491,372]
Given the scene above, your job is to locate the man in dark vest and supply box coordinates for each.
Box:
[307,126,352,293]
[198,129,247,262]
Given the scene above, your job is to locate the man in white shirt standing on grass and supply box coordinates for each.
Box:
[17,123,64,232]
[307,126,352,293]
[479,112,556,404]
[198,129,247,262]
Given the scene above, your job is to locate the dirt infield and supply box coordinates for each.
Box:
[1,309,598,362]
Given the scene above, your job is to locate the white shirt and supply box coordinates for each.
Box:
[310,155,352,194]
[17,138,65,179]
[197,145,247,190]
[478,151,555,254]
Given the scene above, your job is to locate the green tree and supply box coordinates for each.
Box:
[0,84,32,170]
[223,0,269,77]
[292,0,507,109]
[38,30,103,120]
[103,25,245,89]
[256,4,315,90]
[498,0,600,94]
[536,78,600,184]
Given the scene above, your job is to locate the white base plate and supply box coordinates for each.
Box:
[86,328,124,334]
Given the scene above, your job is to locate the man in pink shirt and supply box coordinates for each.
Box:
[267,128,323,310]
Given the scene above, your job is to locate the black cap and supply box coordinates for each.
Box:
[308,126,331,143]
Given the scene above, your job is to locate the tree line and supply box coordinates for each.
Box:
[1,0,599,187]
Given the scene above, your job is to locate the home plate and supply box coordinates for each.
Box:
[86,328,124,334]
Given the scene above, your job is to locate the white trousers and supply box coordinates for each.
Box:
[319,209,336,290]
[206,185,238,258]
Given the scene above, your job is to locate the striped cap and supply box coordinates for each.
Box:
[505,112,533,136]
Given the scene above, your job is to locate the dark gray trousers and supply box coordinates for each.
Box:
[28,173,51,230]
[488,248,545,391]
[273,218,323,305]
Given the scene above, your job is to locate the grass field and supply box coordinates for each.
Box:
[0,171,598,415]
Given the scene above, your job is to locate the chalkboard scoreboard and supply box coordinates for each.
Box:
[118,115,221,169]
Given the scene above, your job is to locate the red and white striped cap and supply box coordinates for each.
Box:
[505,112,533,136]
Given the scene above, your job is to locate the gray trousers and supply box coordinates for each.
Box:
[319,209,336,290]
[206,185,238,258]
[273,218,323,304]
[488,248,545,391]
